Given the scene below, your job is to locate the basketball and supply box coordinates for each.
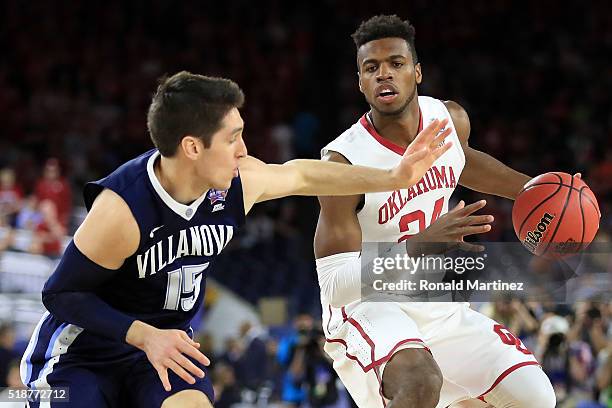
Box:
[512,172,600,258]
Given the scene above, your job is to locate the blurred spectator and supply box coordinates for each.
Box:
[213,362,242,408]
[302,328,340,408]
[277,314,314,406]
[15,196,43,231]
[0,360,26,408]
[34,159,72,229]
[567,341,597,406]
[234,321,269,391]
[484,296,539,341]
[537,314,571,402]
[194,332,217,369]
[568,303,609,355]
[0,323,18,387]
[218,337,243,370]
[595,344,612,407]
[0,168,23,228]
[29,199,65,257]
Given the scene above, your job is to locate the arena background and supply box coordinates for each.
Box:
[0,1,610,407]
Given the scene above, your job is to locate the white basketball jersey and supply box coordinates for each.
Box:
[322,96,465,243]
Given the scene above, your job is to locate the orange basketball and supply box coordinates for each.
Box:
[512,172,600,259]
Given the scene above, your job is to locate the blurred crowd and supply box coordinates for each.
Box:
[0,159,71,257]
[0,300,609,407]
[1,0,611,406]
[0,0,610,251]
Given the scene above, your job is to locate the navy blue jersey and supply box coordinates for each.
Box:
[83,149,245,331]
[21,149,244,394]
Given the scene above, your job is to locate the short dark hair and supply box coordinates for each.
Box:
[147,71,245,156]
[352,15,418,64]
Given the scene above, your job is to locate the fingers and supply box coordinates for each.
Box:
[457,200,487,216]
[574,172,582,179]
[450,200,465,212]
[430,126,452,149]
[416,118,441,142]
[179,342,211,367]
[463,214,494,226]
[180,331,201,348]
[430,139,453,161]
[412,118,449,146]
[404,149,428,163]
[458,224,492,236]
[166,358,196,386]
[173,352,205,379]
[457,241,486,252]
[156,365,171,392]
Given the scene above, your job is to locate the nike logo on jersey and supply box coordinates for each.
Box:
[212,203,225,212]
[149,225,164,238]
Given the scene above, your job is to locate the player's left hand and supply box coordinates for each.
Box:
[126,320,210,391]
[390,118,453,188]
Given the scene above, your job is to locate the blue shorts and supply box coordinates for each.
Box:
[22,313,214,407]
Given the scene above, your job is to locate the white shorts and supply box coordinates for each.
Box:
[322,301,539,408]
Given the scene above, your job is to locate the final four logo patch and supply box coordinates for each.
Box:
[208,189,228,205]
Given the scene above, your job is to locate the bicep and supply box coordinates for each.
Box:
[73,188,139,269]
[314,195,362,258]
[314,151,362,258]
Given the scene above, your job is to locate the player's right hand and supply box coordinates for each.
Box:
[407,200,493,255]
[127,321,210,391]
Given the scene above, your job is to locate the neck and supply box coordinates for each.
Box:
[156,155,211,204]
[369,98,421,148]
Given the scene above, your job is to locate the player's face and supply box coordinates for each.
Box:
[198,108,248,190]
[357,37,422,116]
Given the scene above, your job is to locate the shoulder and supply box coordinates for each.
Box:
[238,155,265,172]
[322,119,372,163]
[74,188,140,268]
[237,155,268,187]
[443,100,470,145]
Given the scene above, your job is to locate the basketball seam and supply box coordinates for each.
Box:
[578,186,586,252]
[517,173,563,237]
[542,174,575,254]
[521,182,598,210]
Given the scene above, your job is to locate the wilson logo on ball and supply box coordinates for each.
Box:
[523,212,555,252]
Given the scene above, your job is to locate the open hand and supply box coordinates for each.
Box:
[391,119,453,188]
[127,321,210,391]
[408,200,493,255]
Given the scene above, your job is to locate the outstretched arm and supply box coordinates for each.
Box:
[241,118,453,214]
[445,100,531,200]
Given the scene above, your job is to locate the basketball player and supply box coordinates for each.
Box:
[314,16,556,408]
[20,71,451,408]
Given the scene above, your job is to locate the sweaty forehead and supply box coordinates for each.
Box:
[357,37,412,64]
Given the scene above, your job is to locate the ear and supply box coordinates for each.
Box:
[358,72,364,94]
[415,63,422,85]
[180,136,201,160]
